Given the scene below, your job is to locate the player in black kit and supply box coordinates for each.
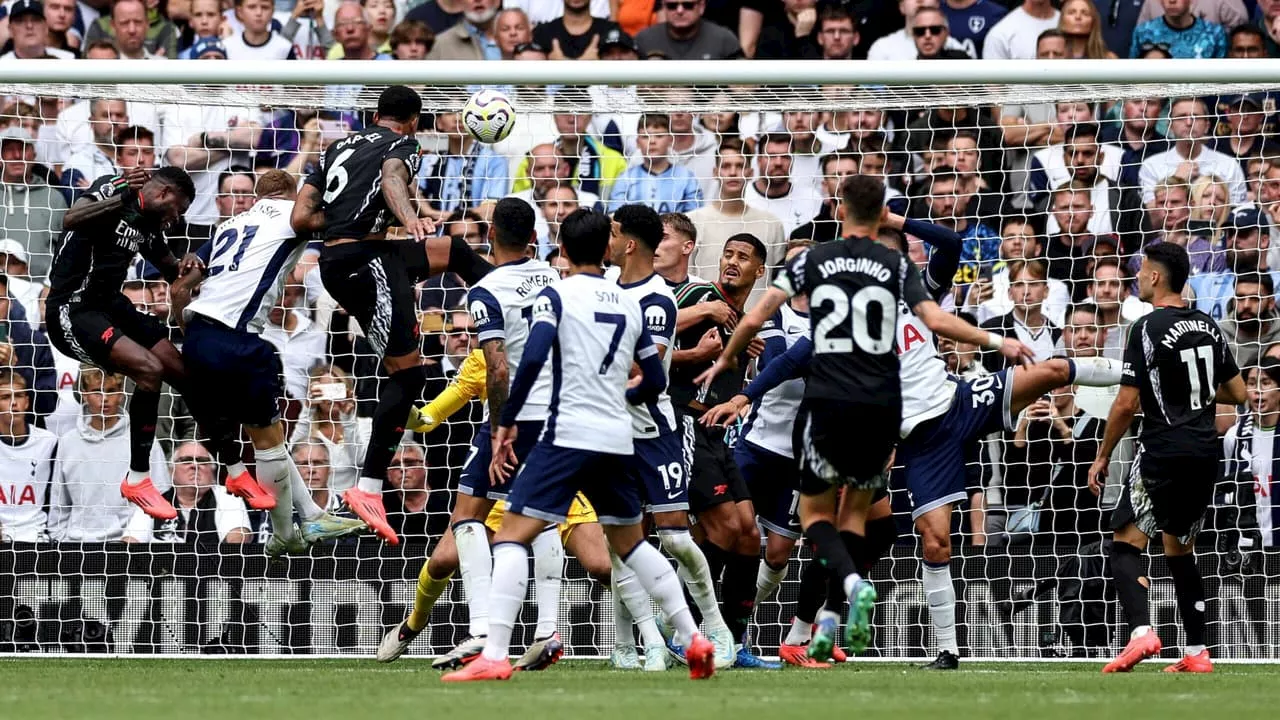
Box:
[699,175,1031,657]
[45,167,270,520]
[1088,242,1246,675]
[290,85,493,544]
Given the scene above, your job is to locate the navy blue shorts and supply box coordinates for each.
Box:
[735,440,800,540]
[897,369,1015,519]
[627,433,688,514]
[506,443,643,526]
[459,420,544,500]
[181,316,284,428]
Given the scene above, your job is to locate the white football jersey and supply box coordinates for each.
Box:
[744,302,808,458]
[618,273,678,439]
[185,198,308,334]
[0,427,58,542]
[533,273,649,454]
[898,299,954,437]
[468,258,560,423]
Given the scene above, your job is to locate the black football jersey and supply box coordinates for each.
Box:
[47,175,174,305]
[1122,305,1239,468]
[774,235,931,407]
[304,126,421,241]
[669,281,745,410]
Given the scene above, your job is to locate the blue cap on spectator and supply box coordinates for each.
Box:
[188,36,228,60]
[1223,92,1267,110]
[1223,203,1270,233]
[8,0,45,22]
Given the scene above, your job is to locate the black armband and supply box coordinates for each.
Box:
[447,234,494,285]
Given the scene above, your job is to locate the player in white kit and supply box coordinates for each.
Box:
[606,204,735,671]
[441,208,715,682]
[171,170,368,555]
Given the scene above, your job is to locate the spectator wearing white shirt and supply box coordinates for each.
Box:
[743,131,823,236]
[0,239,43,329]
[973,217,1070,327]
[0,0,75,59]
[62,99,128,192]
[289,365,365,494]
[866,0,972,60]
[509,0,610,25]
[538,184,579,253]
[160,94,263,234]
[224,0,299,59]
[1140,96,1247,205]
[982,0,1059,59]
[46,367,170,542]
[262,283,327,401]
[49,43,159,170]
[0,369,57,543]
[689,137,786,281]
[123,441,252,544]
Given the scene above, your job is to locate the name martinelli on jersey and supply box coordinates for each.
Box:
[1160,318,1223,349]
[817,256,891,282]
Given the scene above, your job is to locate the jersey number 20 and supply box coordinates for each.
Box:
[811,285,896,355]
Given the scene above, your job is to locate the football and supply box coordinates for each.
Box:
[461,88,516,144]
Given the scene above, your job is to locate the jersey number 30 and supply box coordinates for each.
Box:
[811,285,896,355]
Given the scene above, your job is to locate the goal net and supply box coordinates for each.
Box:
[0,59,1277,661]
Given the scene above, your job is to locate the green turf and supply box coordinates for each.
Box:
[2,659,1276,720]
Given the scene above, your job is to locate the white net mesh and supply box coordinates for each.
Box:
[1,62,1279,660]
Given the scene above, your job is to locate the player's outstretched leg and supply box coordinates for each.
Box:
[1163,534,1212,673]
[380,529,458,663]
[914,503,960,670]
[1103,526,1160,673]
[107,339,176,520]
[655,519,735,668]
[514,527,565,671]
[609,549,668,670]
[1010,357,1122,417]
[432,516,493,669]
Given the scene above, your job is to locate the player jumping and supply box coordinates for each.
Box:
[170,170,369,555]
[45,166,271,520]
[1089,242,1245,674]
[442,208,714,682]
[291,85,494,544]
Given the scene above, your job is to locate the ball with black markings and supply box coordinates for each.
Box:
[461,88,516,144]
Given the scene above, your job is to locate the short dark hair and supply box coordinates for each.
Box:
[1037,28,1066,47]
[376,85,424,123]
[1067,301,1100,321]
[114,124,154,147]
[613,204,663,253]
[759,133,793,153]
[444,207,488,241]
[639,113,671,132]
[1064,122,1101,144]
[1230,24,1266,46]
[1236,271,1275,296]
[390,19,435,52]
[820,151,856,176]
[716,137,746,161]
[217,166,254,193]
[83,39,120,57]
[817,3,854,32]
[491,197,536,251]
[840,175,886,225]
[660,212,696,244]
[1257,355,1280,387]
[1144,241,1191,292]
[152,166,196,202]
[559,209,611,266]
[725,232,767,263]
[878,227,905,253]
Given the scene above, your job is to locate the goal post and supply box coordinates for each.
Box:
[1,59,1279,661]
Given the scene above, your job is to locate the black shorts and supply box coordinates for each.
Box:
[1110,448,1216,543]
[181,316,284,428]
[796,398,898,496]
[677,407,751,513]
[47,296,169,370]
[319,241,426,359]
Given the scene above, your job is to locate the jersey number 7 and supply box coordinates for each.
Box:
[595,312,626,374]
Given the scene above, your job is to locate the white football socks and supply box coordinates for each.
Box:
[622,541,698,646]
[126,469,148,486]
[531,527,563,638]
[784,617,812,645]
[922,561,959,655]
[756,559,788,605]
[254,444,296,539]
[227,461,249,479]
[356,476,383,493]
[1069,357,1123,386]
[455,520,493,638]
[658,528,728,630]
[611,550,665,648]
[482,542,529,661]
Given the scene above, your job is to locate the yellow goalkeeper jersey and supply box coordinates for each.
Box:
[452,349,488,402]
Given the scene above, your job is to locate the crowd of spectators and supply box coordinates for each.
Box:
[0,0,1277,566]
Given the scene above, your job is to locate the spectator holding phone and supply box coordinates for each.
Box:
[290,365,365,494]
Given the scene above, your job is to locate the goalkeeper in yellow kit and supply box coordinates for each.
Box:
[377,349,613,669]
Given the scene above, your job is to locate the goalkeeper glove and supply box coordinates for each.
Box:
[407,405,440,434]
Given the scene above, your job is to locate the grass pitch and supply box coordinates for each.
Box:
[2,658,1275,720]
